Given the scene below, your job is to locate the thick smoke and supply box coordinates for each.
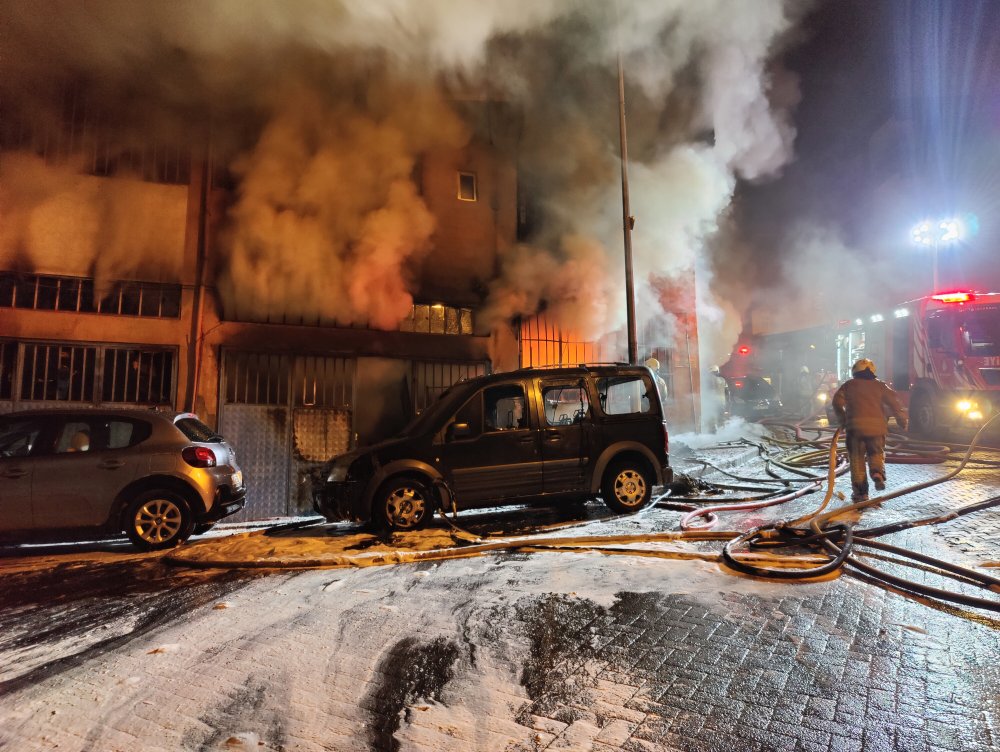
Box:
[0,0,809,344]
[218,78,467,328]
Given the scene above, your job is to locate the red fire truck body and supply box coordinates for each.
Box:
[834,291,1000,434]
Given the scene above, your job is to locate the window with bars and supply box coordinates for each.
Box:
[102,348,175,404]
[0,273,181,318]
[223,352,291,406]
[410,360,489,414]
[0,341,16,400]
[19,344,98,402]
[222,352,355,408]
[11,342,175,404]
[0,87,191,186]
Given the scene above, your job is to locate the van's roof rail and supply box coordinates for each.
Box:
[521,362,632,371]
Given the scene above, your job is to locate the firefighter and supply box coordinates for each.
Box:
[795,365,813,417]
[644,357,669,404]
[832,358,908,502]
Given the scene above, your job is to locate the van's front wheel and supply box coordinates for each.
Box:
[601,460,653,514]
[375,477,434,531]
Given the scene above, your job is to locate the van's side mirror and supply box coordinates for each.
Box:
[446,422,472,441]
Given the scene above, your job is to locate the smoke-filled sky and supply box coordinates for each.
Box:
[2,0,996,364]
[738,0,1000,332]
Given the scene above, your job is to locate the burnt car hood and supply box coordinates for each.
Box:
[322,435,415,475]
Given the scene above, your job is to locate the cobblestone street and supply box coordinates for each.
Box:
[1,449,998,752]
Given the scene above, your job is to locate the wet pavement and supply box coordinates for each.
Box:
[0,435,998,751]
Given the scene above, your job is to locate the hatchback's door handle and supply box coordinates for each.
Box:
[518,436,536,443]
[98,460,126,470]
[1,469,26,479]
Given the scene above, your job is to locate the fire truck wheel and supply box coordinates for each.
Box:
[909,392,937,436]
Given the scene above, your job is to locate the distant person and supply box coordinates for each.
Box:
[644,357,669,404]
[832,358,908,502]
[795,365,814,417]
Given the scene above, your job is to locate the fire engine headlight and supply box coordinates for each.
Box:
[816,393,828,403]
[956,399,973,413]
[968,410,984,421]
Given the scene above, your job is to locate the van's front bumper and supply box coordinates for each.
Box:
[313,480,366,522]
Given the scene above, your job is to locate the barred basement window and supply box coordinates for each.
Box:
[20,344,98,402]
[102,348,175,404]
[0,341,15,400]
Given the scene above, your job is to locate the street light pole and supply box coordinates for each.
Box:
[932,237,939,291]
[617,36,638,364]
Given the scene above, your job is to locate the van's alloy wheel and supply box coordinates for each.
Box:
[125,490,193,551]
[601,460,653,514]
[378,478,432,531]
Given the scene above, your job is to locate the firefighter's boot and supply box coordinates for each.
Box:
[851,479,869,503]
[872,472,886,492]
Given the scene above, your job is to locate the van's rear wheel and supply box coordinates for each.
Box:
[601,459,653,514]
[376,477,434,531]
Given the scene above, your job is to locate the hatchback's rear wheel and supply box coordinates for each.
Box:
[601,459,653,514]
[125,490,193,551]
[376,477,433,531]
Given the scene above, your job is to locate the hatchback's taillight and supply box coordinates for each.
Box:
[182,446,217,468]
[662,422,669,455]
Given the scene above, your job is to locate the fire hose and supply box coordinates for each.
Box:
[721,413,1000,613]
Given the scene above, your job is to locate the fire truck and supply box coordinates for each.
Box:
[832,290,1000,435]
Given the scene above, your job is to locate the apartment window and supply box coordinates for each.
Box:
[0,272,181,318]
[399,304,475,335]
[457,171,478,202]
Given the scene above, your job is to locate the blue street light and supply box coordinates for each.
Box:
[910,216,968,290]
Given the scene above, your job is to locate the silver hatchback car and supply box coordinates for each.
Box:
[0,409,246,551]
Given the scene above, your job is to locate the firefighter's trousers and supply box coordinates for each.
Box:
[845,430,886,499]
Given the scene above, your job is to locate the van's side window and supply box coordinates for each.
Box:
[597,376,652,415]
[453,392,484,436]
[484,384,527,431]
[543,385,590,425]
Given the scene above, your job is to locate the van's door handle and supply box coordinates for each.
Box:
[98,460,126,470]
[1,468,26,479]
[543,430,562,442]
[518,436,536,443]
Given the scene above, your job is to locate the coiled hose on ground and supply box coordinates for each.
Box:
[719,413,1000,613]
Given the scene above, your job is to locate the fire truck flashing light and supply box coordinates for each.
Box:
[737,345,751,355]
[931,291,974,304]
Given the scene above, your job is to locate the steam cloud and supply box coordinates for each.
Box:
[1,0,810,347]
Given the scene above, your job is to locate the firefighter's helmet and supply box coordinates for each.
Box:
[644,357,660,371]
[852,358,876,376]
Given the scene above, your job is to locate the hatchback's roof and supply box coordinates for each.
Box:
[1,407,190,423]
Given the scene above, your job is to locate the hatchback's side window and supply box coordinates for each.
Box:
[597,376,652,415]
[0,419,45,458]
[108,420,152,449]
[484,384,527,431]
[54,421,96,453]
[543,385,590,426]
